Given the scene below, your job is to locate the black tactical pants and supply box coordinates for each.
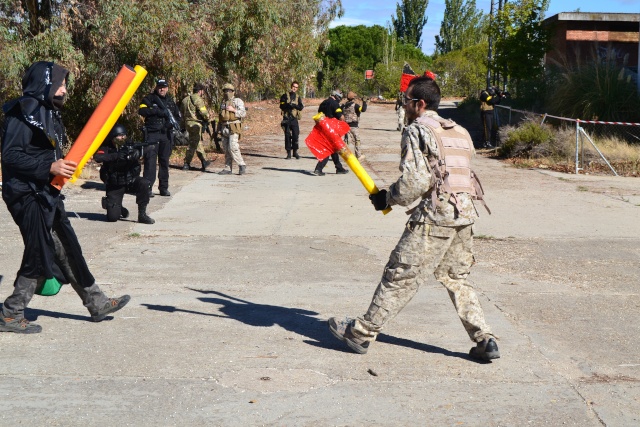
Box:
[104,177,151,222]
[315,153,346,173]
[281,118,300,152]
[143,131,171,193]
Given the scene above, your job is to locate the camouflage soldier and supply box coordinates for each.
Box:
[217,83,247,175]
[328,76,499,362]
[341,91,368,160]
[181,83,211,171]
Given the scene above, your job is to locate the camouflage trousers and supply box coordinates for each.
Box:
[221,127,245,169]
[184,122,205,165]
[344,127,362,158]
[352,221,495,343]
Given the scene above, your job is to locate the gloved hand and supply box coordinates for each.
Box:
[369,190,389,211]
[117,149,129,161]
[363,96,370,103]
[128,149,141,160]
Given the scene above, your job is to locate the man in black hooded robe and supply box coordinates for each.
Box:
[0,61,130,334]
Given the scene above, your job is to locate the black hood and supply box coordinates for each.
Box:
[21,61,69,110]
[2,61,69,148]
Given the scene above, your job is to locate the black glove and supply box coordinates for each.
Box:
[369,190,389,211]
[129,149,141,160]
[117,149,129,161]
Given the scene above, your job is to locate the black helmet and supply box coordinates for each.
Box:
[108,123,127,141]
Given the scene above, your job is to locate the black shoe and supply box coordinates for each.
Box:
[90,295,131,322]
[159,190,171,197]
[336,169,349,174]
[293,150,300,159]
[182,163,190,171]
[313,170,325,176]
[149,191,155,198]
[201,160,211,171]
[120,207,129,219]
[286,151,292,159]
[469,338,500,361]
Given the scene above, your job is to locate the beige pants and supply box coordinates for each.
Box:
[352,222,494,343]
[221,128,245,169]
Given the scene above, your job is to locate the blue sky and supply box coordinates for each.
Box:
[330,0,640,55]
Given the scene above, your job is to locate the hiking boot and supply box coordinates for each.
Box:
[201,160,210,171]
[159,189,171,197]
[238,165,246,175]
[328,317,369,354]
[182,163,190,171]
[90,295,131,322]
[293,150,300,159]
[469,338,500,361]
[286,150,292,159]
[120,206,129,219]
[336,168,349,174]
[219,168,232,175]
[0,317,42,334]
[101,196,108,210]
[313,169,325,176]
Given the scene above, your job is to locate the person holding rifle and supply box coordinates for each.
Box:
[138,79,181,197]
[279,81,304,159]
[94,123,155,224]
[181,83,211,172]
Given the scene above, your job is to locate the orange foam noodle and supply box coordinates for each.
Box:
[51,65,137,190]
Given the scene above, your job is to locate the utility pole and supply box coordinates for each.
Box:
[486,0,495,89]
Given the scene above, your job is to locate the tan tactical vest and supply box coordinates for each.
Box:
[281,93,302,120]
[219,99,242,134]
[416,114,490,214]
[341,101,358,124]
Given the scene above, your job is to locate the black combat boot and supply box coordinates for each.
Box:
[286,150,292,159]
[197,152,210,171]
[239,165,246,175]
[293,149,300,159]
[138,204,155,224]
[182,163,190,171]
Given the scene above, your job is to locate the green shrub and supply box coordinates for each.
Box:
[498,120,555,158]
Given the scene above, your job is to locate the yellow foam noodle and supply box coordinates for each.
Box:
[69,65,148,183]
[339,148,392,215]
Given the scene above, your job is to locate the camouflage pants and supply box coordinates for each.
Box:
[344,127,362,158]
[221,127,245,169]
[352,222,494,343]
[184,122,205,165]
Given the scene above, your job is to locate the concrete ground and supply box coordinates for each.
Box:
[0,102,638,426]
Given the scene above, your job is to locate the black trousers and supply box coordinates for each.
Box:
[104,177,151,222]
[481,110,497,145]
[143,131,171,192]
[282,119,300,152]
[315,152,345,172]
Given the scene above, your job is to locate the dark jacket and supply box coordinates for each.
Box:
[1,61,68,206]
[318,96,343,120]
[279,91,304,120]
[139,92,181,133]
[94,142,142,186]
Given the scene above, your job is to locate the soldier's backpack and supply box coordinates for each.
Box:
[416,114,491,215]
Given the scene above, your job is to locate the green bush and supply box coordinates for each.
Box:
[498,119,556,158]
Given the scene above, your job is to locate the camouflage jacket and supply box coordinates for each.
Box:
[387,110,477,227]
[181,93,210,124]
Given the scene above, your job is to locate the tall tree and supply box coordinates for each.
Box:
[435,0,486,55]
[391,0,429,48]
[487,0,550,93]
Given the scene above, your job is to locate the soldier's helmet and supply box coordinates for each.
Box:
[222,83,235,91]
[331,90,343,101]
[108,123,127,141]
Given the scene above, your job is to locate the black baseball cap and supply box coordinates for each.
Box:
[156,79,169,88]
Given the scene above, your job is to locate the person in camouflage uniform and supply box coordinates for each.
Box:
[341,91,367,160]
[395,92,406,132]
[181,83,211,172]
[328,76,500,362]
[217,83,247,175]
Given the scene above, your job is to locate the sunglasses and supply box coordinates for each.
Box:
[402,95,420,105]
